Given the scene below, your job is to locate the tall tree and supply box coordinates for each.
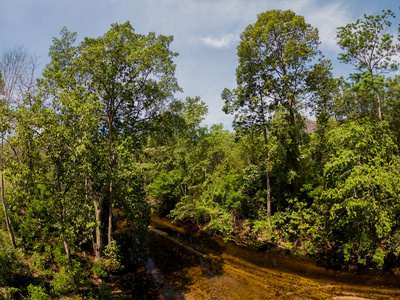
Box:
[77,22,180,246]
[222,10,324,219]
[0,47,38,248]
[336,10,400,121]
[41,22,181,256]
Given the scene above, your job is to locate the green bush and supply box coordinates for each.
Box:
[27,284,48,300]
[92,261,108,278]
[92,241,124,279]
[101,241,123,273]
[51,267,75,295]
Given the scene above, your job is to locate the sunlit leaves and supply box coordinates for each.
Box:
[318,120,400,267]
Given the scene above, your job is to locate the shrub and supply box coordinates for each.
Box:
[27,284,48,300]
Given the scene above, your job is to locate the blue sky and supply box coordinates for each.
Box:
[1,0,399,129]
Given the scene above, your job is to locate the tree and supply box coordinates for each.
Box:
[3,89,97,290]
[0,46,38,104]
[31,96,91,287]
[0,47,38,248]
[222,10,324,219]
[0,70,15,248]
[77,22,180,247]
[336,10,400,121]
[41,22,181,257]
[38,27,102,261]
[145,96,208,215]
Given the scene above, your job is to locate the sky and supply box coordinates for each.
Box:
[1,0,399,129]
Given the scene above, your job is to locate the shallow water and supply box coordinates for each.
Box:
[119,215,400,299]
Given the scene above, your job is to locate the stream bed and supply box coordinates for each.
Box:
[118,215,400,299]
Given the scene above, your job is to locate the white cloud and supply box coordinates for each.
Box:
[194,0,352,53]
[302,1,352,52]
[200,33,238,49]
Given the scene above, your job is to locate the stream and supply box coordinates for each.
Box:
[117,215,400,299]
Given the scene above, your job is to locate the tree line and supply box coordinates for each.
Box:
[1,8,400,298]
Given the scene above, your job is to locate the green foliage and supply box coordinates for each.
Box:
[27,284,48,300]
[29,245,53,277]
[101,241,124,273]
[92,240,123,279]
[0,21,175,296]
[250,198,321,253]
[231,9,321,113]
[0,70,4,94]
[92,261,108,279]
[147,171,181,214]
[170,196,235,237]
[384,75,400,146]
[204,209,234,238]
[51,267,75,295]
[316,120,400,267]
[221,9,332,223]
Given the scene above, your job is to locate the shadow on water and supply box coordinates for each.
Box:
[113,215,225,299]
[114,232,162,299]
[115,214,400,299]
[146,231,224,295]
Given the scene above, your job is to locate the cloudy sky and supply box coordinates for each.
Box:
[1,0,399,129]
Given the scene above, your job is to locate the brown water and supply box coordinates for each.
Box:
[119,215,400,299]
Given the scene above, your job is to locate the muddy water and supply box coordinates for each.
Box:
[121,215,400,299]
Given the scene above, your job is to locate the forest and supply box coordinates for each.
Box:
[1,8,400,299]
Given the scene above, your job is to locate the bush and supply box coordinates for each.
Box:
[27,284,48,300]
[93,241,123,278]
[51,267,75,295]
[103,241,123,272]
[92,261,108,278]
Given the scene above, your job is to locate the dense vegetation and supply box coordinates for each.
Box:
[1,8,400,298]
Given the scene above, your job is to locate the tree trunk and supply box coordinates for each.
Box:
[94,198,103,261]
[87,178,102,261]
[59,206,77,287]
[262,127,271,224]
[108,180,113,245]
[1,136,15,247]
[266,169,271,225]
[377,91,382,122]
[107,115,114,246]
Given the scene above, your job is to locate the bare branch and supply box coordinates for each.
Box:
[0,46,39,105]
